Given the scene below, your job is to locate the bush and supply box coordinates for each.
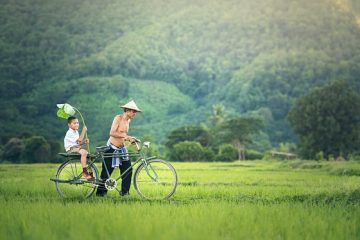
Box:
[23,136,51,163]
[349,154,360,161]
[49,140,63,162]
[315,151,324,161]
[173,141,211,161]
[2,138,24,162]
[202,148,215,161]
[245,149,264,160]
[215,144,237,162]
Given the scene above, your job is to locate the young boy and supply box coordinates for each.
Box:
[64,116,93,180]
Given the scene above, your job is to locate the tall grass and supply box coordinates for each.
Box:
[0,160,359,240]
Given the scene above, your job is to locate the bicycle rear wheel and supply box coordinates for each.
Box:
[55,159,98,198]
[134,159,177,200]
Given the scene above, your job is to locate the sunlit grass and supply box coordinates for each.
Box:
[0,160,359,240]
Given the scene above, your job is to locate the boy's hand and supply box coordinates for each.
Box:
[84,139,90,144]
[82,126,87,133]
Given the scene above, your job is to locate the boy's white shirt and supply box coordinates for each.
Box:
[64,128,80,151]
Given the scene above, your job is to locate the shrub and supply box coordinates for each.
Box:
[2,138,24,162]
[215,144,237,162]
[202,148,215,161]
[245,149,264,160]
[48,140,63,162]
[315,151,324,161]
[349,154,360,161]
[23,136,51,163]
[173,141,208,161]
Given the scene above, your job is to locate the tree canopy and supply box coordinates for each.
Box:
[288,80,360,159]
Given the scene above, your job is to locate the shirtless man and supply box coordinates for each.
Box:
[96,100,142,197]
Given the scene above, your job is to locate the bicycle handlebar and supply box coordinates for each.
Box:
[132,137,141,151]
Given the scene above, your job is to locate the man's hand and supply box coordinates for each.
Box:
[128,136,136,144]
[128,136,141,144]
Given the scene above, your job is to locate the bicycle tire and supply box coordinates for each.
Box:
[133,159,177,200]
[54,159,99,198]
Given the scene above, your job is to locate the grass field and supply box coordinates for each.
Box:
[0,160,360,240]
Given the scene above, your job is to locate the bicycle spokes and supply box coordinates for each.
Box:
[134,159,177,200]
[54,160,98,198]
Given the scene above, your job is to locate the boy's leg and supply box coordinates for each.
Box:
[78,149,88,168]
[96,148,115,196]
[119,160,132,195]
[79,149,93,180]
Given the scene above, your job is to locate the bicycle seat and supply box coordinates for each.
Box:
[96,146,110,152]
[58,153,80,157]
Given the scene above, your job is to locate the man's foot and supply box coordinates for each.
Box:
[119,191,130,197]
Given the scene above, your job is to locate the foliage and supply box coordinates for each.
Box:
[1,136,59,163]
[172,141,213,161]
[277,142,297,153]
[218,117,264,160]
[207,103,227,128]
[288,80,360,159]
[22,136,51,163]
[48,140,63,163]
[166,126,212,149]
[1,0,360,157]
[245,150,264,160]
[2,138,24,163]
[215,144,237,162]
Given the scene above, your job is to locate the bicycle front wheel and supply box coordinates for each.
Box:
[134,159,178,200]
[55,159,99,198]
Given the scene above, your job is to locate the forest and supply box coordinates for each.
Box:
[1,0,360,162]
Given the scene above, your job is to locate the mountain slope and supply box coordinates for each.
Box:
[1,0,360,148]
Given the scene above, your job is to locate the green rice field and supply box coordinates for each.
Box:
[0,160,360,240]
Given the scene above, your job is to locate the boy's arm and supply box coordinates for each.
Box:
[77,126,87,144]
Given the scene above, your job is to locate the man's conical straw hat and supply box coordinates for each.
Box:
[121,100,142,112]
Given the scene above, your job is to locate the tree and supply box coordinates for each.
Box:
[208,103,226,128]
[218,117,264,160]
[23,136,51,163]
[288,80,360,159]
[165,126,212,149]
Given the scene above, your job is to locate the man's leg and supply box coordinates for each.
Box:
[96,148,115,196]
[119,160,132,195]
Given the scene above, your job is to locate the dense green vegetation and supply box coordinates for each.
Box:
[289,80,360,159]
[1,160,360,239]
[1,0,360,161]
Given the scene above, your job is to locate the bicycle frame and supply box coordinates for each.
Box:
[87,141,157,183]
[52,140,178,200]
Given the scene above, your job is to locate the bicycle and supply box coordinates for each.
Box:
[50,139,178,200]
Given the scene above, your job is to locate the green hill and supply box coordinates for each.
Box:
[1,0,360,150]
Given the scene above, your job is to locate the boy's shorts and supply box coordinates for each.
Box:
[67,146,81,153]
